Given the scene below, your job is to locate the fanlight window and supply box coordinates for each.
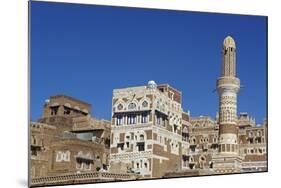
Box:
[139,134,144,141]
[189,137,196,144]
[182,126,188,133]
[142,101,148,108]
[200,156,206,161]
[189,156,194,162]
[117,104,123,110]
[128,103,136,110]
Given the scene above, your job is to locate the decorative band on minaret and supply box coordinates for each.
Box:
[217,36,240,155]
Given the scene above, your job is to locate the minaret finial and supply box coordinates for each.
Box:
[223,36,236,48]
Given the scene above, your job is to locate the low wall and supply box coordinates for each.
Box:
[31,172,136,187]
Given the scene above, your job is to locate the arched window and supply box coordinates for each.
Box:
[189,156,194,163]
[213,136,218,143]
[144,162,148,168]
[193,138,196,144]
[117,103,123,111]
[199,155,206,169]
[142,101,148,108]
[128,103,136,110]
[209,162,213,168]
[182,126,189,141]
[183,126,188,133]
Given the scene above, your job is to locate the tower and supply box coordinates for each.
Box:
[217,36,240,154]
[212,36,242,173]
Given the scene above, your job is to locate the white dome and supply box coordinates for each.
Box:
[147,80,157,89]
[45,99,50,104]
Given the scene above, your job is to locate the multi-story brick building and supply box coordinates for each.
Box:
[181,113,267,175]
[109,36,267,178]
[109,82,189,178]
[30,36,267,186]
[30,95,135,186]
[187,116,219,171]
[238,113,267,172]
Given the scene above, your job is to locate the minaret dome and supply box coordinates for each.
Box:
[223,36,236,48]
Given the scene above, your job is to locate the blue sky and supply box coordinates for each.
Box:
[30,1,267,124]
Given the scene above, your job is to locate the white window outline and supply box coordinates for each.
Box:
[128,102,137,110]
[117,103,123,111]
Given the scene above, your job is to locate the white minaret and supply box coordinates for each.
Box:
[216,36,240,155]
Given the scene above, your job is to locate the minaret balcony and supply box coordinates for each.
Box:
[216,77,240,94]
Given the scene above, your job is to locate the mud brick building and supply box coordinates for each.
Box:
[30,36,267,186]
[109,36,267,178]
[30,95,112,181]
[109,82,190,178]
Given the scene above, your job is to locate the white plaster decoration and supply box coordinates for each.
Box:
[219,133,237,144]
[56,151,71,162]
[170,140,180,155]
[132,158,150,175]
